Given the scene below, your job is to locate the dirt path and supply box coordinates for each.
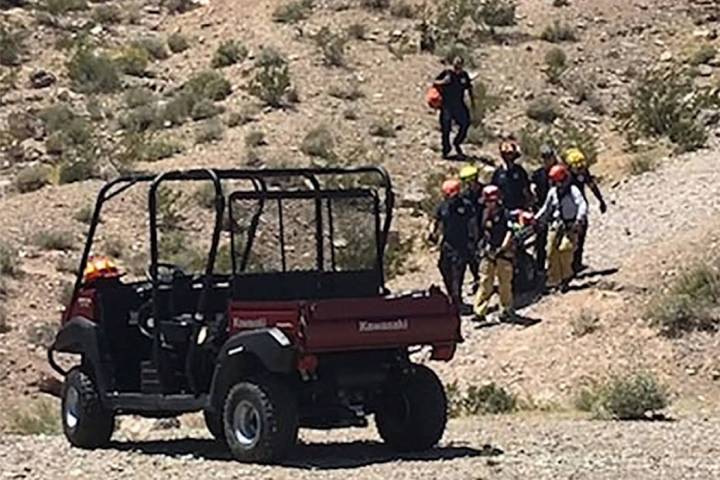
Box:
[1,414,719,480]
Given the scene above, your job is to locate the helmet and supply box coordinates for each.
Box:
[549,164,569,183]
[442,179,462,198]
[459,165,479,182]
[565,147,587,169]
[540,143,555,159]
[482,185,501,202]
[499,140,520,159]
[83,256,121,283]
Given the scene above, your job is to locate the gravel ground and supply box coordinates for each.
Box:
[1,415,719,480]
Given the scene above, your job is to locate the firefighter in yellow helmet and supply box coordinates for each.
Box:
[459,165,483,291]
[564,148,607,273]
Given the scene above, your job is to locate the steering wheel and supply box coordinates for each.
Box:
[146,262,187,284]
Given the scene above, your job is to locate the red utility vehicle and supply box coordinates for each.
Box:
[49,167,461,463]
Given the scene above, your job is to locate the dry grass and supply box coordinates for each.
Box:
[9,398,61,435]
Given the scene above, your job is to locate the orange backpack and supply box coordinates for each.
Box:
[426,85,442,109]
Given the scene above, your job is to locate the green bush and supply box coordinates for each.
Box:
[67,47,120,93]
[315,27,347,67]
[160,92,196,126]
[73,204,94,224]
[0,241,19,277]
[58,157,96,184]
[301,126,335,159]
[470,80,501,127]
[92,3,122,24]
[526,96,561,123]
[0,25,26,67]
[182,70,232,101]
[115,45,151,76]
[15,164,53,193]
[249,48,292,108]
[554,120,598,165]
[190,98,223,121]
[134,36,169,60]
[9,399,61,435]
[34,229,75,251]
[119,104,160,133]
[328,80,364,100]
[540,20,577,42]
[384,233,413,280]
[347,22,367,40]
[544,47,567,85]
[576,373,669,420]
[139,136,183,162]
[477,0,516,27]
[41,0,87,15]
[226,104,259,127]
[124,87,156,108]
[195,119,224,144]
[690,44,717,66]
[648,264,720,337]
[168,32,190,53]
[245,130,266,148]
[436,42,475,67]
[622,66,716,152]
[445,382,517,417]
[212,40,247,68]
[369,118,396,137]
[272,0,313,23]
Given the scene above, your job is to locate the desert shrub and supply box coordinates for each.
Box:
[183,70,232,101]
[134,36,169,60]
[301,126,335,159]
[9,399,61,435]
[7,113,39,142]
[622,66,717,153]
[361,0,389,8]
[92,3,122,24]
[67,47,120,93]
[369,118,396,137]
[34,229,75,251]
[194,183,217,209]
[249,48,292,108]
[328,80,364,100]
[138,135,183,162]
[526,96,561,123]
[168,32,190,53]
[0,241,19,277]
[159,92,195,126]
[648,264,720,337]
[190,98,223,120]
[445,382,464,418]
[390,0,415,18]
[347,22,367,40]
[418,170,450,217]
[466,125,489,145]
[226,104,259,127]
[690,44,717,66]
[73,204,94,224]
[245,130,266,148]
[119,104,160,133]
[626,152,659,175]
[15,164,53,193]
[124,87,155,108]
[544,47,567,85]
[464,383,517,414]
[554,120,598,165]
[163,0,195,14]
[540,20,577,42]
[315,27,347,67]
[0,25,26,67]
[477,0,516,27]
[158,231,205,271]
[195,118,224,144]
[156,186,184,231]
[103,235,126,258]
[58,156,97,184]
[272,0,313,23]
[41,0,87,15]
[115,45,151,76]
[212,40,247,68]
[576,373,669,420]
[571,309,600,337]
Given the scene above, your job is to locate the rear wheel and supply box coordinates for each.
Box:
[375,364,447,452]
[222,377,298,463]
[61,367,114,448]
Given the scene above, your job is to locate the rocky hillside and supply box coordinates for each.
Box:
[1,0,720,432]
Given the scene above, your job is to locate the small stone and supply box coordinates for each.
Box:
[29,70,56,89]
[660,51,673,62]
[698,64,714,77]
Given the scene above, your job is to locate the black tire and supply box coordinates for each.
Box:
[222,376,298,463]
[203,409,225,443]
[375,364,447,452]
[61,367,114,449]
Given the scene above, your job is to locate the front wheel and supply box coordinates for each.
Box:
[222,376,298,463]
[61,367,114,448]
[375,364,447,452]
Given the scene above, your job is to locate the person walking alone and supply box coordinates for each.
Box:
[433,56,475,160]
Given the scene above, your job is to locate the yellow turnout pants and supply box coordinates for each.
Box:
[546,227,577,287]
[473,256,513,318]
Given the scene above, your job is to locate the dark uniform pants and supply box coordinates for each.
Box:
[438,244,468,305]
[573,219,588,272]
[535,225,548,273]
[439,104,470,156]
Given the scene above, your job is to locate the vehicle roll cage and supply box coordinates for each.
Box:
[68,166,394,321]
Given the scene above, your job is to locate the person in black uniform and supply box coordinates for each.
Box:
[429,178,475,306]
[491,139,531,211]
[530,144,558,274]
[459,165,483,291]
[433,56,475,159]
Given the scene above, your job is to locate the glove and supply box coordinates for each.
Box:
[599,200,607,214]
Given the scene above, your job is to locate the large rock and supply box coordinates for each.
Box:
[28,70,56,89]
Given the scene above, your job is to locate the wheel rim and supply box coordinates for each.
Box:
[232,400,261,447]
[64,386,80,432]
